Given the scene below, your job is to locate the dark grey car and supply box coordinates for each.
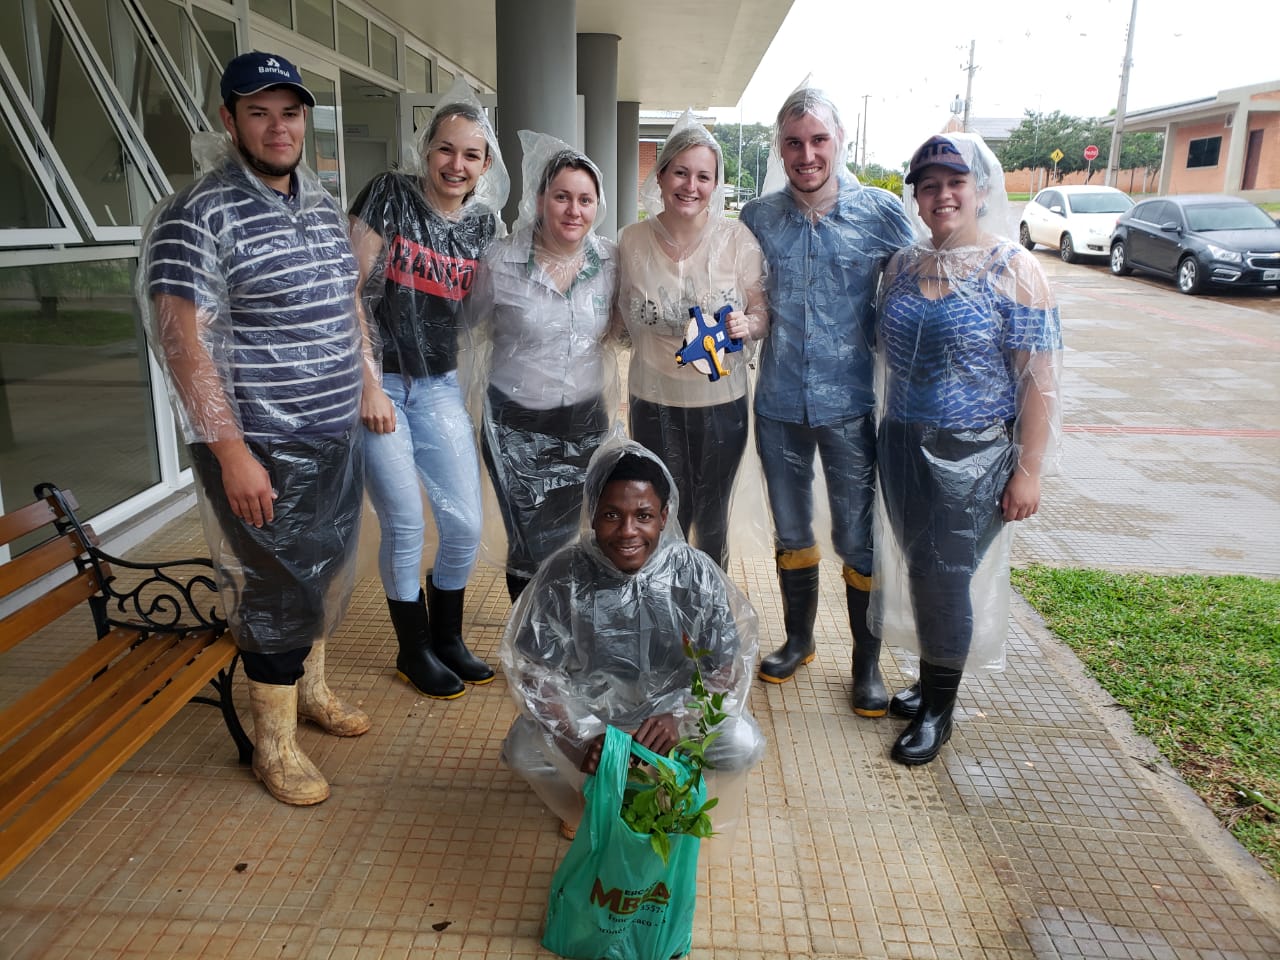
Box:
[1109,194,1280,294]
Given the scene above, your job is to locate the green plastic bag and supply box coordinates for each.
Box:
[542,725,704,960]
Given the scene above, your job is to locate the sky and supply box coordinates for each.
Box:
[711,0,1279,170]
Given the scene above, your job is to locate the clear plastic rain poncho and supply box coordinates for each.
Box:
[346,77,510,596]
[348,75,510,382]
[499,437,766,829]
[464,131,621,584]
[870,131,1063,674]
[616,110,772,567]
[739,85,915,576]
[138,132,365,654]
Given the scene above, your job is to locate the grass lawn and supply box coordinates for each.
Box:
[0,309,137,346]
[1012,566,1280,880]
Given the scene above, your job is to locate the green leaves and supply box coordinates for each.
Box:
[618,639,725,864]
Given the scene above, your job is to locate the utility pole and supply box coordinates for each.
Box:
[961,40,976,131]
[860,94,870,171]
[1106,0,1138,187]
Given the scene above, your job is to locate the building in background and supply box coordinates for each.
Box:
[0,0,791,550]
[1107,80,1280,200]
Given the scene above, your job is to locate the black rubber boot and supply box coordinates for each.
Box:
[386,593,465,699]
[506,573,530,603]
[759,563,820,683]
[891,662,963,766]
[426,575,495,684]
[889,683,921,719]
[846,582,888,717]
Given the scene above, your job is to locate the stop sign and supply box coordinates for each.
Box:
[1083,144,1100,161]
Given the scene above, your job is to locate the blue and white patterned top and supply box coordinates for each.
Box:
[879,241,1062,429]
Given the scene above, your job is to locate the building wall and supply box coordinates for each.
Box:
[639,140,658,194]
[1005,167,1161,196]
[1167,120,1233,194]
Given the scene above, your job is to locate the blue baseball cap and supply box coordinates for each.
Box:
[905,134,970,185]
[220,52,315,109]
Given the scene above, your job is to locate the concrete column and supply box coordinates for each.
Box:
[577,33,620,238]
[616,100,639,230]
[1222,105,1251,193]
[496,0,577,226]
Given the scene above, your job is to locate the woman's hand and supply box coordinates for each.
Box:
[724,310,751,341]
[361,383,397,434]
[1001,469,1041,522]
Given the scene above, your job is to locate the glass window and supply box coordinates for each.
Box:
[297,0,335,50]
[0,256,161,520]
[336,4,368,66]
[301,69,340,200]
[405,49,431,93]
[3,0,154,229]
[140,0,225,129]
[248,0,290,29]
[192,5,237,68]
[1187,136,1221,169]
[436,66,452,90]
[68,0,198,192]
[370,24,397,79]
[0,104,74,240]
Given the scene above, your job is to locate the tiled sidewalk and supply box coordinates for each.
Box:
[2,258,1279,958]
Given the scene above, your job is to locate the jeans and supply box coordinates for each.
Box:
[755,413,876,575]
[363,371,481,596]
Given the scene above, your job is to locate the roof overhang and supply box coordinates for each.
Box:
[367,0,793,108]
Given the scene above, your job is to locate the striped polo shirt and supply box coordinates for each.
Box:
[146,162,362,440]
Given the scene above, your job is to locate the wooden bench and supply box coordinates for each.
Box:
[0,482,250,880]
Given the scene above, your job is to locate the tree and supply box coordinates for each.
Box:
[998,110,1163,185]
[710,122,772,200]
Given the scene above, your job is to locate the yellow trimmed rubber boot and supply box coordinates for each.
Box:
[759,547,820,683]
[297,641,372,737]
[844,567,888,717]
[247,679,330,805]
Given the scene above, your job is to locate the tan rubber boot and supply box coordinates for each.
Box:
[246,679,331,805]
[297,641,372,737]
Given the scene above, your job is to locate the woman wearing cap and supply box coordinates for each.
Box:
[348,79,510,700]
[465,132,620,602]
[616,112,769,570]
[871,132,1062,765]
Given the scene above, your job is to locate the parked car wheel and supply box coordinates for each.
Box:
[1110,241,1131,276]
[1060,233,1078,264]
[1019,223,1035,251]
[1177,257,1203,295]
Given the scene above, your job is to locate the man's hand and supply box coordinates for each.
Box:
[579,733,606,775]
[633,713,680,757]
[209,440,276,527]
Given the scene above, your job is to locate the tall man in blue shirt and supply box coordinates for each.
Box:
[141,52,371,805]
[741,88,914,714]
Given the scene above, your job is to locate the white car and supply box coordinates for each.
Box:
[1020,185,1134,263]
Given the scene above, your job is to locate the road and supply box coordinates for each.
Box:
[1011,249,1280,578]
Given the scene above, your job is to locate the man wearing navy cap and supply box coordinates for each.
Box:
[139,52,371,806]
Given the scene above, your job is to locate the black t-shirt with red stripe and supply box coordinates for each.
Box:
[350,172,498,377]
